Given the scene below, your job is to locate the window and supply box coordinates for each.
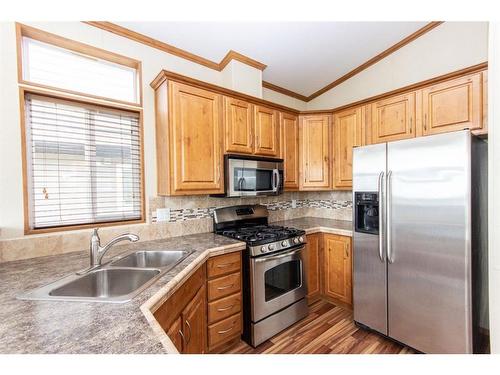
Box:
[24,94,142,230]
[21,37,139,104]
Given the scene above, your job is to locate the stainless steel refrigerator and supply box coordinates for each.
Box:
[352,130,488,354]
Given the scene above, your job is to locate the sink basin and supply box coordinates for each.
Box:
[110,250,191,269]
[49,268,160,300]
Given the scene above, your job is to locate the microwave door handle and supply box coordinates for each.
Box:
[272,169,279,192]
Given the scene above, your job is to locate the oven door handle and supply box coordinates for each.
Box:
[254,247,304,263]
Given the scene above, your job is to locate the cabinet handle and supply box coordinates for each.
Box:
[216,304,235,312]
[410,117,413,133]
[216,262,235,269]
[185,320,192,344]
[217,284,234,291]
[217,324,235,335]
[178,329,186,346]
[424,114,427,131]
[345,245,349,259]
[217,164,221,183]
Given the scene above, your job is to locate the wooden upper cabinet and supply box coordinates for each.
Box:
[182,285,207,354]
[323,234,352,306]
[299,115,332,190]
[254,105,280,157]
[170,82,223,194]
[223,97,254,154]
[305,233,321,302]
[420,73,483,136]
[370,92,415,144]
[333,107,365,189]
[281,112,300,190]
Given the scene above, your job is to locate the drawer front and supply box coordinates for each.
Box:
[208,313,242,349]
[207,252,241,278]
[208,272,241,301]
[208,292,241,324]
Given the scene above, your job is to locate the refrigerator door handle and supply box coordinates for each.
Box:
[377,171,385,262]
[386,170,394,264]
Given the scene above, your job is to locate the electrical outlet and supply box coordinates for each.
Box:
[156,208,170,222]
[292,199,297,208]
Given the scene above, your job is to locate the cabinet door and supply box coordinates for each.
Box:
[304,233,321,302]
[299,115,332,190]
[323,234,352,305]
[170,82,223,194]
[166,316,184,353]
[223,97,253,154]
[254,105,280,157]
[182,284,207,354]
[333,107,365,189]
[370,92,415,144]
[281,112,300,190]
[421,73,483,136]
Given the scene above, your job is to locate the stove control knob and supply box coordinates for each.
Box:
[281,240,288,247]
[268,244,275,251]
[299,236,304,243]
[293,237,299,244]
[261,246,268,253]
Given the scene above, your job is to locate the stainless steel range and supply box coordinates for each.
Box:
[213,204,309,347]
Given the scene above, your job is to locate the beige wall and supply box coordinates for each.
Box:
[488,22,499,354]
[306,22,489,110]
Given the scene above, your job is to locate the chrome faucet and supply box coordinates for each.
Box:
[79,228,139,274]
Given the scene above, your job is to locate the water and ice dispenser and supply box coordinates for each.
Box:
[354,192,379,235]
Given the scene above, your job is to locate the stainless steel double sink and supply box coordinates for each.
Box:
[17,250,192,303]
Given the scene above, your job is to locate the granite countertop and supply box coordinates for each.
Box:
[0,217,352,354]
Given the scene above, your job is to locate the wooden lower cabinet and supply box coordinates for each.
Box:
[182,285,207,354]
[305,233,353,308]
[323,234,352,306]
[304,233,321,302]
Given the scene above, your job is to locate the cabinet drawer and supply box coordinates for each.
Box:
[208,292,241,324]
[208,313,242,349]
[207,252,241,278]
[208,272,241,301]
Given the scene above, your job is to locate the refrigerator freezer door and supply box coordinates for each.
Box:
[353,143,388,335]
[386,131,472,353]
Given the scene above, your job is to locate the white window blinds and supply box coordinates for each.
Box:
[24,94,142,229]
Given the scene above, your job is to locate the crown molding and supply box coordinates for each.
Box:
[85,21,446,103]
[83,21,266,72]
[262,81,309,102]
[306,21,445,101]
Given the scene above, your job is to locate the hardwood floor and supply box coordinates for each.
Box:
[221,300,415,354]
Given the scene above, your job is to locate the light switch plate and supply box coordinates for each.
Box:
[156,208,170,222]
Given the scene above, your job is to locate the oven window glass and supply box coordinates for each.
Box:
[234,167,273,192]
[264,260,301,301]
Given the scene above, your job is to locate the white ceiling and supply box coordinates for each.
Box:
[116,22,429,97]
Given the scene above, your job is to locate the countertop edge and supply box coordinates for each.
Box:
[140,241,246,354]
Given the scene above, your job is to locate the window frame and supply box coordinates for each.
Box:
[19,88,145,235]
[16,23,143,108]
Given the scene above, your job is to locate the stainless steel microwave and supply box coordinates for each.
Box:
[217,155,284,197]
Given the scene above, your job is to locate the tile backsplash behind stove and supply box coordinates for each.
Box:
[150,191,353,223]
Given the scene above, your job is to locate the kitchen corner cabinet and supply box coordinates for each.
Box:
[333,107,365,189]
[419,72,484,136]
[304,233,321,303]
[299,114,332,190]
[155,81,223,195]
[254,105,280,157]
[223,97,254,154]
[153,264,207,354]
[280,112,300,190]
[370,92,415,144]
[323,234,352,306]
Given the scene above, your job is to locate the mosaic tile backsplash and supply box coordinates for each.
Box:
[150,192,353,223]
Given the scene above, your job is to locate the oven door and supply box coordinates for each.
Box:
[250,246,307,322]
[227,158,282,197]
